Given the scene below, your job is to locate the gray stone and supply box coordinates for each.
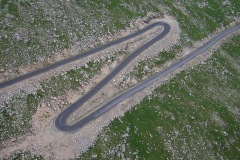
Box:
[121,144,126,152]
[0,69,5,73]
[91,154,97,158]
[144,65,149,72]
[143,17,152,23]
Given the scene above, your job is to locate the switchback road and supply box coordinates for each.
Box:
[55,22,170,132]
[1,22,239,132]
[55,23,240,132]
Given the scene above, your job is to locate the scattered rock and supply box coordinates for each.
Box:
[110,149,115,155]
[102,154,106,158]
[117,151,121,157]
[125,77,131,84]
[51,97,57,100]
[143,17,152,23]
[0,69,5,73]
[121,144,126,152]
[144,65,150,72]
[91,154,97,158]
[3,72,9,77]
[143,13,159,23]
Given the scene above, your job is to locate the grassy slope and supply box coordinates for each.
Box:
[78,35,240,160]
[0,0,159,69]
[1,0,239,68]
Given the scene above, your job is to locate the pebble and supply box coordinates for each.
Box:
[52,97,57,100]
[121,144,126,152]
[0,69,4,73]
[91,154,97,158]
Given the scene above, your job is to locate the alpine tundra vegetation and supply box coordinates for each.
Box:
[0,0,240,159]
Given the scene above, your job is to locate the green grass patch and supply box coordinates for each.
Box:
[0,93,40,142]
[132,45,180,79]
[7,150,43,160]
[7,2,19,17]
[2,0,239,68]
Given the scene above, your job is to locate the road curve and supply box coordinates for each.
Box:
[1,21,239,132]
[55,22,170,131]
[0,22,169,89]
[55,23,240,132]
